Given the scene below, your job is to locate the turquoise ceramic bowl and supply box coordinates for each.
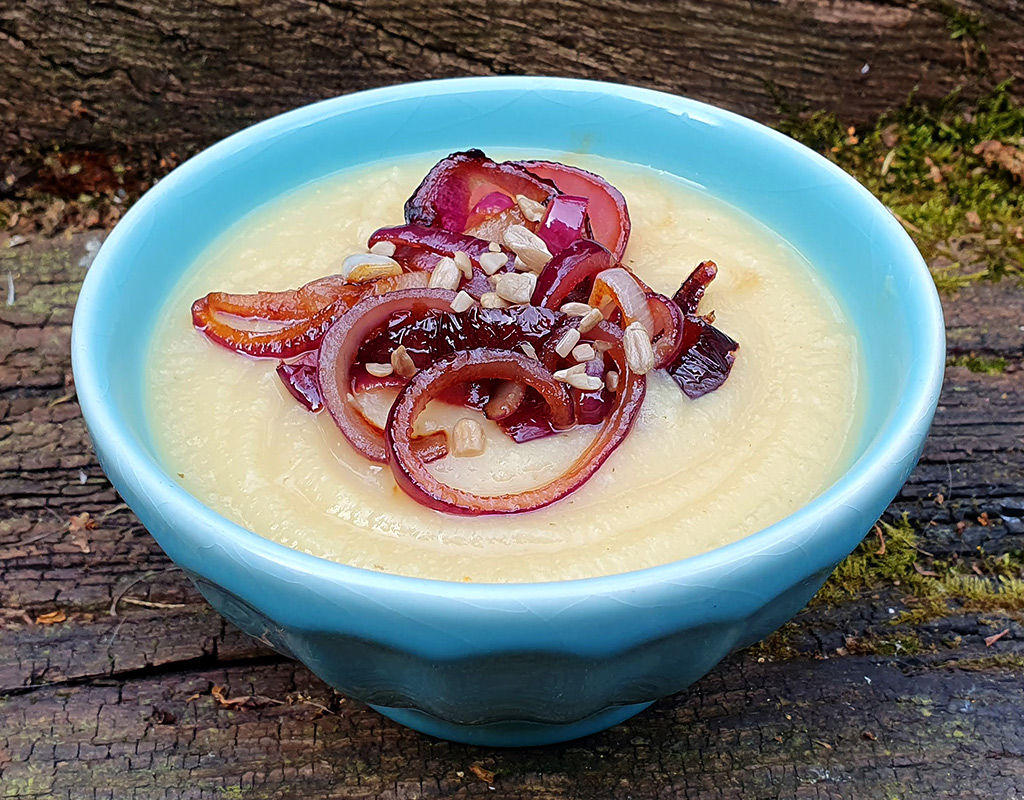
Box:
[72,77,944,746]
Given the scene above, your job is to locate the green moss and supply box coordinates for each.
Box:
[751,621,800,661]
[814,516,921,604]
[941,2,986,48]
[845,632,928,656]
[776,83,1024,287]
[946,353,1009,373]
[816,515,1024,614]
[950,653,1024,671]
[891,595,950,626]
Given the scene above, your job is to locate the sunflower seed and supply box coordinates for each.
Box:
[428,256,461,290]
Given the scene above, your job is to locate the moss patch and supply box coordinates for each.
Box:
[777,83,1024,288]
[814,515,1024,613]
[946,353,1009,373]
[844,632,929,657]
[947,653,1024,671]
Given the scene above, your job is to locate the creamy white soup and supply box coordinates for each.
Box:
[147,153,861,583]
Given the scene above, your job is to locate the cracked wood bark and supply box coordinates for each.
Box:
[1,233,1023,798]
[1,0,1023,159]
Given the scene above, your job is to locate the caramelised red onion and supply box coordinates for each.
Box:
[588,267,655,336]
[198,275,359,322]
[368,224,514,298]
[369,224,509,268]
[532,239,616,309]
[386,335,645,515]
[192,272,431,359]
[318,288,459,463]
[193,295,355,359]
[277,351,323,412]
[405,150,556,233]
[673,260,717,315]
[517,160,631,260]
[665,261,739,398]
[537,195,589,255]
[646,292,686,369]
[668,316,739,399]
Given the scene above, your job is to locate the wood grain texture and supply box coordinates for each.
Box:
[1,233,1023,797]
[1,0,1022,159]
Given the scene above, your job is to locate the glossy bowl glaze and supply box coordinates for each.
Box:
[72,77,944,746]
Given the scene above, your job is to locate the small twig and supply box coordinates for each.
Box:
[985,628,1010,647]
[120,598,187,610]
[98,503,130,521]
[12,529,60,547]
[109,567,182,617]
[47,392,76,408]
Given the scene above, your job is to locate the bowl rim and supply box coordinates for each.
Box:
[72,75,945,601]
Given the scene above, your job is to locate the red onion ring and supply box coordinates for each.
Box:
[646,292,686,369]
[385,343,645,515]
[318,288,458,462]
[532,239,615,309]
[588,267,655,336]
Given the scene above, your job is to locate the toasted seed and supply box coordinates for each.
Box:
[478,251,508,275]
[453,250,473,279]
[488,241,502,252]
[553,363,587,382]
[391,345,417,378]
[347,261,404,282]
[450,418,486,457]
[571,342,596,362]
[578,307,604,334]
[554,328,581,358]
[560,302,594,317]
[502,224,551,272]
[369,240,397,257]
[494,272,536,305]
[568,373,604,392]
[624,322,655,374]
[343,254,403,283]
[450,290,475,313]
[520,342,539,360]
[516,194,546,222]
[605,371,619,392]
[365,362,394,378]
[480,291,509,309]
[428,256,462,290]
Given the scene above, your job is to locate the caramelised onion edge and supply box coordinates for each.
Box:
[588,267,655,337]
[192,294,355,359]
[192,273,431,359]
[318,288,458,463]
[385,342,645,516]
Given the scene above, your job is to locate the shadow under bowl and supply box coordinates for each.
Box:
[71,76,945,746]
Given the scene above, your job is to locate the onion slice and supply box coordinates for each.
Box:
[537,195,589,254]
[192,273,430,358]
[318,288,459,462]
[588,267,655,336]
[517,160,631,260]
[532,239,616,309]
[385,341,645,515]
[404,150,556,233]
[646,292,686,369]
[673,260,718,315]
[192,296,355,359]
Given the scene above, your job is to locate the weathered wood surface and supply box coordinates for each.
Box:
[1,233,1023,798]
[1,0,1023,160]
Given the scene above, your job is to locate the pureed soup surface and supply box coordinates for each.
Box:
[148,153,861,583]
